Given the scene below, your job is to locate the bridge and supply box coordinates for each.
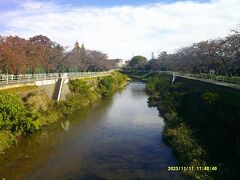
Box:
[0,71,113,101]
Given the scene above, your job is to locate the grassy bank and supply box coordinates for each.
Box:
[146,74,240,179]
[0,71,128,152]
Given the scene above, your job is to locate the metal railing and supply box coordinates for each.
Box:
[67,71,112,79]
[164,71,240,85]
[0,70,113,86]
[124,70,240,85]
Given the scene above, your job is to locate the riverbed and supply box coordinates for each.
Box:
[0,82,183,179]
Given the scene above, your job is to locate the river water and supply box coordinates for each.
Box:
[0,82,183,180]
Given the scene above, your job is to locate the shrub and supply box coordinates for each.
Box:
[25,93,49,112]
[163,123,208,179]
[146,74,212,179]
[0,93,40,133]
[68,79,90,96]
[111,71,129,87]
[146,77,158,93]
[98,76,114,97]
[97,72,128,97]
[0,130,17,152]
[201,92,219,105]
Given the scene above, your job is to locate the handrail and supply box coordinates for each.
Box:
[0,70,114,87]
[123,70,240,85]
[167,71,240,85]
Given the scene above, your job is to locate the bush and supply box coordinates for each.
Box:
[98,76,114,97]
[57,94,83,115]
[146,76,159,94]
[201,92,219,105]
[68,79,90,96]
[0,130,17,152]
[164,123,206,162]
[146,75,211,179]
[111,71,129,87]
[164,123,208,179]
[97,72,128,97]
[0,93,40,133]
[62,78,101,114]
[25,93,49,112]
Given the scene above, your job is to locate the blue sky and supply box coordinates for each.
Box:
[0,0,239,59]
[48,0,208,6]
[0,0,210,12]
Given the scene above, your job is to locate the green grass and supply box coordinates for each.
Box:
[0,85,39,94]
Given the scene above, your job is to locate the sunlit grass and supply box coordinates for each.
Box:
[0,85,39,94]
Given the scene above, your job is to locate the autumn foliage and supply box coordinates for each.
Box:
[0,35,117,75]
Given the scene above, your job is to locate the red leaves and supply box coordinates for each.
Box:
[0,36,28,74]
[0,35,117,74]
[0,35,55,74]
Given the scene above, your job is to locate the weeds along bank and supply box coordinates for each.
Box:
[0,72,129,152]
[146,74,240,180]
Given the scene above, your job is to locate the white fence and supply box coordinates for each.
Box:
[0,71,113,86]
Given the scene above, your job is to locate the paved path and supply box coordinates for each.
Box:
[172,73,240,90]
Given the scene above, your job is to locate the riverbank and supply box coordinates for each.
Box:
[145,74,240,179]
[0,71,129,153]
[0,81,183,179]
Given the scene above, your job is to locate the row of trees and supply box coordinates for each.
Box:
[0,35,117,75]
[128,29,240,76]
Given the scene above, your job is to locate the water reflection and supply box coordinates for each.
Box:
[0,82,183,179]
[61,120,70,132]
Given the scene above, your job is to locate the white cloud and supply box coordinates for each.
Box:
[0,0,239,59]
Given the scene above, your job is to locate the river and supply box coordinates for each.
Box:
[0,82,183,179]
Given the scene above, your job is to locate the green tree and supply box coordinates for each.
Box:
[129,55,147,70]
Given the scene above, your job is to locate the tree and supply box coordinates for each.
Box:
[65,42,87,71]
[0,36,29,74]
[0,34,118,74]
[85,50,108,71]
[141,28,240,76]
[129,55,147,70]
[29,35,55,73]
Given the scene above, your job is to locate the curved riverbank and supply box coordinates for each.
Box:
[0,72,129,153]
